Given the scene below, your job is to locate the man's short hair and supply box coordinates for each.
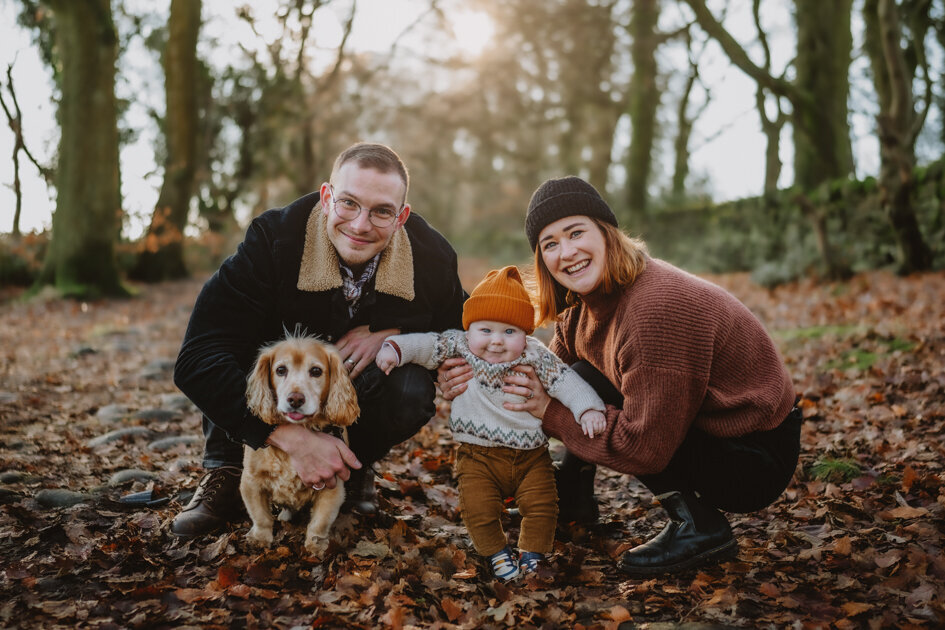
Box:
[331,143,410,202]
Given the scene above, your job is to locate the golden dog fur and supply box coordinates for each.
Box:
[241,335,360,555]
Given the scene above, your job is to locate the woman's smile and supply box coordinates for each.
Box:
[564,260,590,274]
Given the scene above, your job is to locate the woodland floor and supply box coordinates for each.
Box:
[0,265,943,629]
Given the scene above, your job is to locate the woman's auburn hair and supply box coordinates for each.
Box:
[530,218,648,328]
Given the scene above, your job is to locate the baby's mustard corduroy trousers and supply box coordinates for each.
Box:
[454,443,558,557]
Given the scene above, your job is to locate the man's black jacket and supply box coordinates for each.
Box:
[174,191,466,448]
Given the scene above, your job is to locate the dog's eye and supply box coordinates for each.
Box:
[274,365,287,377]
[310,366,323,378]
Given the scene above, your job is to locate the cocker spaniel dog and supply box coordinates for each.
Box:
[241,335,360,555]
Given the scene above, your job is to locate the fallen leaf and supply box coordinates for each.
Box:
[603,605,631,622]
[841,601,872,616]
[901,466,917,492]
[874,550,903,568]
[352,540,391,558]
[227,584,252,599]
[878,505,928,520]
[174,588,221,604]
[216,565,239,589]
[380,605,405,629]
[832,536,853,556]
[440,597,463,622]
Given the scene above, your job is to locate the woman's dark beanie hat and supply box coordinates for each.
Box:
[525,176,618,250]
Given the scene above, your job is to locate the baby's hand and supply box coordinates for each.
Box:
[375,344,399,375]
[579,410,606,438]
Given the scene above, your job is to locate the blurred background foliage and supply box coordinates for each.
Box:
[1,0,944,297]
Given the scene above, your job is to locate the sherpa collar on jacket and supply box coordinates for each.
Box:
[296,203,415,301]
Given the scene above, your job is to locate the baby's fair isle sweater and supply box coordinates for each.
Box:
[385,330,605,449]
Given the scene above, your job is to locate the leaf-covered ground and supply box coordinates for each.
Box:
[1,268,943,629]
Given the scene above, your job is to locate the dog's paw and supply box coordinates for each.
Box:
[304,535,329,557]
[246,525,274,547]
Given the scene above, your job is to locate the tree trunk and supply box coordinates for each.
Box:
[796,194,850,280]
[587,105,622,195]
[37,0,126,298]
[130,0,202,282]
[791,0,854,189]
[869,0,932,272]
[625,0,660,224]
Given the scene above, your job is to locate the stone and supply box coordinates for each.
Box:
[147,435,199,452]
[0,487,20,502]
[139,359,175,380]
[159,393,194,412]
[0,471,26,483]
[95,404,134,424]
[87,427,153,448]
[108,469,159,486]
[36,489,90,508]
[134,408,177,422]
[168,457,200,472]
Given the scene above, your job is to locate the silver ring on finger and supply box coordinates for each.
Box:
[311,481,326,491]
[345,358,355,365]
[526,391,534,400]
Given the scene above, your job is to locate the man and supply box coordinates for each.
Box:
[171,143,466,537]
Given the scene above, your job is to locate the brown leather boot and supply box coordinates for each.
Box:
[170,466,245,537]
[342,465,377,515]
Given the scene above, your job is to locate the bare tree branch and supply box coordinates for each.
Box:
[2,64,53,184]
[318,0,357,91]
[681,0,807,108]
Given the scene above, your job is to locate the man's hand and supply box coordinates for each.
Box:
[436,357,474,401]
[266,424,361,489]
[579,409,606,438]
[336,325,399,378]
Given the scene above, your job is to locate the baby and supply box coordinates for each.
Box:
[376,266,606,581]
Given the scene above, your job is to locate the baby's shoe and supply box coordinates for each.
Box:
[519,551,546,575]
[488,546,520,581]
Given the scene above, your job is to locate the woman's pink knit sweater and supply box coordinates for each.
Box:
[543,258,796,476]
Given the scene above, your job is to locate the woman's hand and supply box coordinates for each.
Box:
[436,357,473,401]
[502,365,551,419]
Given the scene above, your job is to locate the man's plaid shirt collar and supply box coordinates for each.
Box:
[339,254,381,316]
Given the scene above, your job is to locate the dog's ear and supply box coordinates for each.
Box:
[246,345,278,423]
[324,347,360,426]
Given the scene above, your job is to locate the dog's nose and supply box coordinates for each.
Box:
[288,392,305,409]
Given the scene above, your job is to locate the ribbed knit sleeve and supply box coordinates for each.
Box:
[542,258,796,476]
[385,329,463,369]
[543,365,706,475]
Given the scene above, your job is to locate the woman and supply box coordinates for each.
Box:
[439,176,801,576]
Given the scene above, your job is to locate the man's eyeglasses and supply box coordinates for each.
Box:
[328,185,404,228]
